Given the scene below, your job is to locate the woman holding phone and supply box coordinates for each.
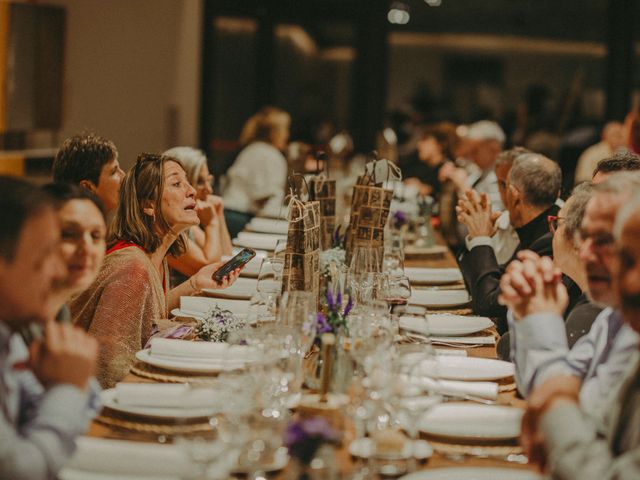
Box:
[71,153,239,387]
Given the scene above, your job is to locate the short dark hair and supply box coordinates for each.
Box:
[41,182,107,221]
[0,176,54,261]
[593,150,640,177]
[495,146,532,169]
[53,133,118,186]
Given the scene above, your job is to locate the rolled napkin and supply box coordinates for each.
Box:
[149,338,257,364]
[403,375,499,400]
[114,383,217,409]
[404,267,463,285]
[429,335,495,345]
[409,289,471,308]
[248,217,289,235]
[180,296,250,316]
[61,437,194,478]
[237,231,287,242]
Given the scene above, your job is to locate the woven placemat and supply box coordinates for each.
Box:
[130,362,220,385]
[95,415,213,436]
[428,440,523,457]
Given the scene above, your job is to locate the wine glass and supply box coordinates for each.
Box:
[349,246,381,307]
[386,275,412,309]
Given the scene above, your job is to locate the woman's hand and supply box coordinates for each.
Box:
[190,262,241,291]
[206,194,225,217]
[196,200,216,227]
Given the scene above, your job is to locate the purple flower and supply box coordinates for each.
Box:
[336,290,343,310]
[284,417,339,463]
[392,210,408,228]
[316,312,332,334]
[327,289,335,310]
[343,296,354,317]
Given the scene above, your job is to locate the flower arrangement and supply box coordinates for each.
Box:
[313,289,353,340]
[390,210,409,229]
[284,416,340,465]
[195,306,246,342]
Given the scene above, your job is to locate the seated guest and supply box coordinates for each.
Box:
[457,152,562,332]
[70,153,239,388]
[163,147,233,278]
[439,120,506,211]
[591,149,640,184]
[574,121,625,185]
[0,177,98,480]
[222,106,290,237]
[403,123,458,199]
[520,193,640,478]
[500,173,640,416]
[42,183,107,319]
[52,133,125,213]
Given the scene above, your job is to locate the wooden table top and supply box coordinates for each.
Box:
[89,232,537,477]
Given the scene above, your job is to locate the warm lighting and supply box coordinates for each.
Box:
[388,2,410,25]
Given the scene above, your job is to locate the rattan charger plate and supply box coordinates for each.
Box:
[130,361,221,385]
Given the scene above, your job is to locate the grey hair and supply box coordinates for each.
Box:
[593,171,640,198]
[564,182,593,247]
[614,192,640,241]
[163,146,207,188]
[495,146,532,169]
[508,153,562,207]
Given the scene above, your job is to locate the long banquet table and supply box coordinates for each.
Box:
[87,232,537,478]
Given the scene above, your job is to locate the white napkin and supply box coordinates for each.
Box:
[237,231,287,242]
[405,267,463,284]
[180,296,250,316]
[429,336,495,345]
[61,437,194,478]
[114,383,217,409]
[149,338,255,365]
[248,218,289,235]
[409,289,471,307]
[434,349,467,357]
[404,375,498,400]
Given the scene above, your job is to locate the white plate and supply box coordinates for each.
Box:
[400,467,541,480]
[400,314,493,337]
[135,349,252,374]
[202,277,258,300]
[418,403,524,441]
[409,289,470,308]
[420,356,514,381]
[247,217,289,235]
[59,437,193,480]
[405,267,463,285]
[179,296,250,316]
[349,438,433,460]
[99,389,218,419]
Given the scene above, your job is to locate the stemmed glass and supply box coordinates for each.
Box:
[255,257,284,321]
[349,246,381,307]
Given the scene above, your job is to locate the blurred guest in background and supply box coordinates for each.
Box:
[403,122,458,199]
[0,177,98,480]
[223,107,291,237]
[591,150,640,184]
[71,154,238,387]
[52,133,125,214]
[163,147,232,279]
[574,121,626,185]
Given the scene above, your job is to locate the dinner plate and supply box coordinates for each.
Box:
[418,403,524,441]
[405,267,463,285]
[246,217,289,235]
[135,349,252,373]
[404,244,448,257]
[420,356,514,381]
[400,314,493,337]
[179,296,250,316]
[409,289,471,308]
[202,277,258,300]
[100,389,218,419]
[59,437,193,480]
[400,467,542,480]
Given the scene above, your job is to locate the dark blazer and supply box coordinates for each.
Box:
[458,205,558,334]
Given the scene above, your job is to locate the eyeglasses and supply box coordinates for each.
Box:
[547,215,566,234]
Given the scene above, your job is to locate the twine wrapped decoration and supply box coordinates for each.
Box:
[346,157,401,261]
[308,152,337,251]
[282,174,321,305]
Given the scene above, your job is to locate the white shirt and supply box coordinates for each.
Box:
[222,141,288,216]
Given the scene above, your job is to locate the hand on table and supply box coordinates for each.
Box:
[456,190,499,238]
[29,320,98,390]
[498,251,568,320]
[521,375,581,470]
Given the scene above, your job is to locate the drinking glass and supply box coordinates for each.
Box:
[349,246,381,307]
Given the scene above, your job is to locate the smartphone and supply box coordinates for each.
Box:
[211,248,256,283]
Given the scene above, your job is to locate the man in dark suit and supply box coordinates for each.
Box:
[457,152,562,333]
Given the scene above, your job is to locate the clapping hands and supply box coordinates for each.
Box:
[456,190,501,239]
[498,250,569,320]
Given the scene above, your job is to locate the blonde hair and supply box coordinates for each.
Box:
[108,153,187,256]
[239,106,290,147]
[163,146,207,188]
